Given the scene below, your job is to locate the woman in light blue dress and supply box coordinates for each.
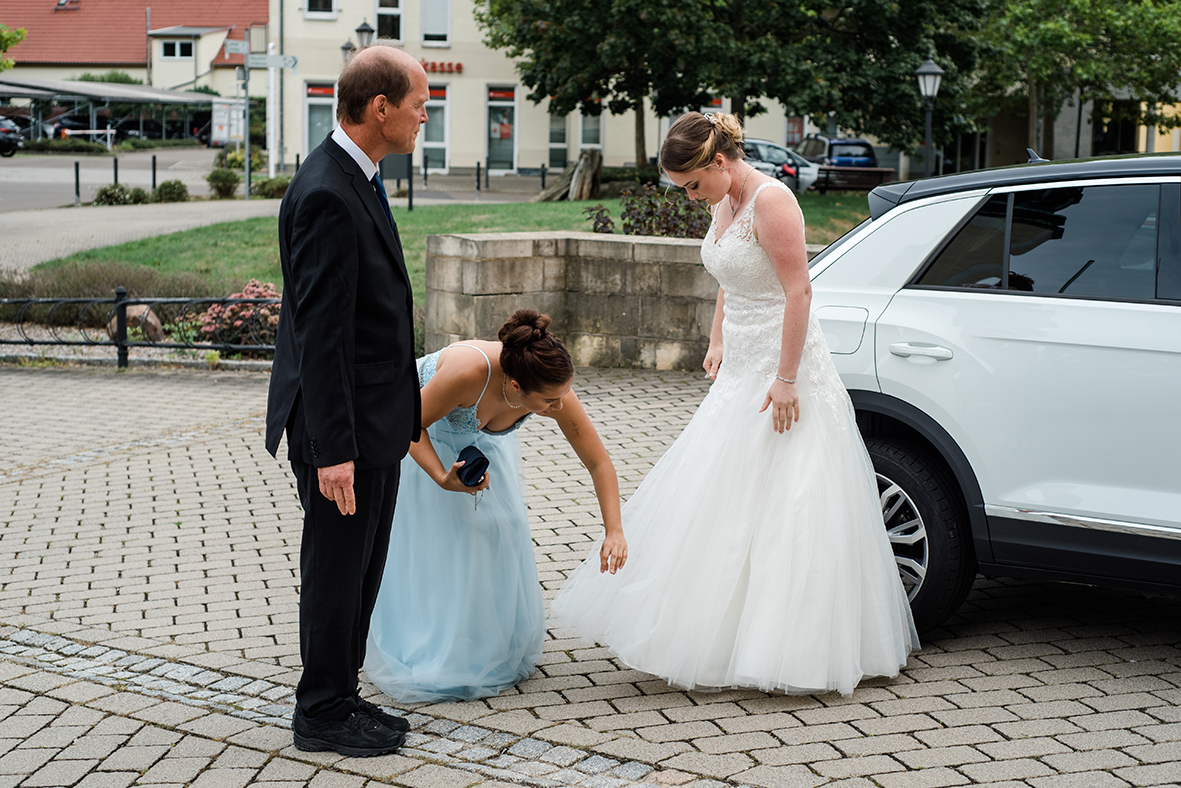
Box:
[364,309,627,703]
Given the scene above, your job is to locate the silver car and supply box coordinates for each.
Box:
[743,138,820,195]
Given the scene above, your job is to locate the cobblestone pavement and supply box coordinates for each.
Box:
[0,364,1179,788]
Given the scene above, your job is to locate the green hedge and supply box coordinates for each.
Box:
[22,138,110,154]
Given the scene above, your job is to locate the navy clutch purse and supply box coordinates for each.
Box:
[456,445,489,486]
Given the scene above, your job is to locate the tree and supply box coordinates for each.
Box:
[477,0,718,166]
[1,24,27,73]
[970,0,1181,151]
[777,0,987,153]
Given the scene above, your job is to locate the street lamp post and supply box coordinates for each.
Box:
[355,20,375,49]
[340,40,357,64]
[914,59,945,178]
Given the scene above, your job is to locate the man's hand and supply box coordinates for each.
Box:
[318,461,356,515]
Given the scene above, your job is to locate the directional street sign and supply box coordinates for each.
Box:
[224,39,250,55]
[246,54,297,71]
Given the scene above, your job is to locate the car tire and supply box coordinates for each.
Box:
[866,438,976,632]
[0,149,14,158]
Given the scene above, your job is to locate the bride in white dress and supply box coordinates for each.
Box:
[552,111,919,696]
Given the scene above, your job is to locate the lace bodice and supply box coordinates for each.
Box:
[699,180,847,420]
[418,347,530,435]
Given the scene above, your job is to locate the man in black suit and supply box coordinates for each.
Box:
[265,45,427,758]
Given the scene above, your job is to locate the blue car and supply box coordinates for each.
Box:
[795,134,878,167]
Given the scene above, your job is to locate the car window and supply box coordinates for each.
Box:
[831,143,873,159]
[758,145,790,165]
[1009,185,1158,300]
[917,194,1008,288]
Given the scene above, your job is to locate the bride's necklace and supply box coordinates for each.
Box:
[729,165,754,218]
[502,375,523,409]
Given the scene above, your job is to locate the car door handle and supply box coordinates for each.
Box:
[889,343,953,360]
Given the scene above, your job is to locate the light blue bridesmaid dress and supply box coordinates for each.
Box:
[363,344,545,703]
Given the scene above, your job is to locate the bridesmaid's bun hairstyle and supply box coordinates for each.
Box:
[499,309,574,393]
[660,112,745,174]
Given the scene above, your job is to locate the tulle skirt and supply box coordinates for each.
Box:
[551,369,919,696]
[364,420,545,703]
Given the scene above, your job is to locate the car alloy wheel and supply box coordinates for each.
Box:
[877,473,929,602]
[866,438,976,632]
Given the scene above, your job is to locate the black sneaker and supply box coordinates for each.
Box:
[292,707,405,757]
[355,692,411,733]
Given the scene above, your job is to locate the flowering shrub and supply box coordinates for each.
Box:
[198,279,281,354]
[584,183,711,239]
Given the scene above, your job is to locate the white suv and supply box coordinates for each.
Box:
[810,155,1181,631]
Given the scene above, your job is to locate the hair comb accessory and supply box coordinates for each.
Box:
[704,113,718,126]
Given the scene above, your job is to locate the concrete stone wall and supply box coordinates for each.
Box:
[425,232,718,371]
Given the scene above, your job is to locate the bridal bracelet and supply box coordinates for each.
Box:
[776,375,797,385]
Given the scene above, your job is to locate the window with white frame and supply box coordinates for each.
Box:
[421,0,450,46]
[304,0,336,18]
[549,114,567,169]
[423,85,447,171]
[377,0,401,41]
[161,40,193,59]
[580,108,602,149]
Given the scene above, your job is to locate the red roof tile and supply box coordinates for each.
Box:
[3,0,268,67]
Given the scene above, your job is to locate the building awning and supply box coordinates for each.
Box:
[0,83,58,100]
[0,75,215,105]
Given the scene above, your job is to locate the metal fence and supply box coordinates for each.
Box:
[0,287,280,368]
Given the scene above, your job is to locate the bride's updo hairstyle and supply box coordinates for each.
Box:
[499,309,574,393]
[659,112,745,174]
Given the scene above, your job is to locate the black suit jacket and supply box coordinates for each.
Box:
[266,135,420,470]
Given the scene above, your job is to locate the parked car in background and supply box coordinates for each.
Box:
[809,154,1181,631]
[5,115,54,141]
[743,138,820,194]
[795,134,879,167]
[112,117,168,141]
[0,119,23,157]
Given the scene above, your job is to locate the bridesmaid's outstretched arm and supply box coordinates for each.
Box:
[549,392,628,574]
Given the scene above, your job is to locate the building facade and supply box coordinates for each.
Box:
[269,0,804,172]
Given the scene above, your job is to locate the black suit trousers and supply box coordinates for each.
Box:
[291,459,400,720]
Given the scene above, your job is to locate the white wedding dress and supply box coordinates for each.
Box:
[552,180,919,696]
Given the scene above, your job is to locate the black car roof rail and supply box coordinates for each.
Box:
[867,153,1181,220]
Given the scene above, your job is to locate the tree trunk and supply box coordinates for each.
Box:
[1027,74,1039,151]
[634,94,647,168]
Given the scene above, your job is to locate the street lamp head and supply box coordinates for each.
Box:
[341,39,357,63]
[355,20,375,49]
[915,59,945,101]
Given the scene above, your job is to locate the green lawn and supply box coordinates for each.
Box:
[33,192,870,302]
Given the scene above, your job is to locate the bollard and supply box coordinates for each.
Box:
[114,286,129,369]
[113,157,118,185]
[74,161,81,207]
[295,153,300,172]
[423,153,428,189]
[152,154,157,191]
[475,162,481,193]
[485,158,490,190]
[541,163,547,191]
[407,154,414,213]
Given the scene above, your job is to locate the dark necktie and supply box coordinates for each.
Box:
[371,173,396,233]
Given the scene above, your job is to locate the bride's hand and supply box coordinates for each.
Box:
[703,344,723,379]
[439,462,490,494]
[760,379,800,434]
[600,532,628,574]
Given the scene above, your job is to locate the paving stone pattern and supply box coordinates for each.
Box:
[0,365,1178,787]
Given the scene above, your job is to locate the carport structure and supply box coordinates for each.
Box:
[0,75,214,143]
